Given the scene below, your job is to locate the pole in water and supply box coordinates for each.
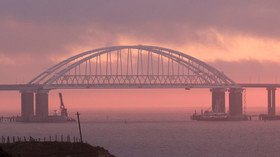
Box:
[76,112,83,143]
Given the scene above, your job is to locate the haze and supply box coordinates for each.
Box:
[0,0,279,116]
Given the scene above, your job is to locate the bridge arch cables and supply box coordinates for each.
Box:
[28,45,237,89]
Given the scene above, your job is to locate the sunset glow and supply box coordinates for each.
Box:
[0,0,280,116]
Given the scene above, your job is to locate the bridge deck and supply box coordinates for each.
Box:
[0,84,41,91]
[238,83,280,88]
[0,83,280,91]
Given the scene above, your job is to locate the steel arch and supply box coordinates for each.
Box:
[29,45,237,89]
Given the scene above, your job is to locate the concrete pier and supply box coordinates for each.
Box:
[35,90,49,120]
[20,91,34,121]
[229,88,243,117]
[211,88,226,113]
[267,87,276,115]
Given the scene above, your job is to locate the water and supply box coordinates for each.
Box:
[1,120,280,157]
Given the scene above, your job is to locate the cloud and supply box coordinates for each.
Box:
[1,0,280,56]
[209,59,280,83]
[1,0,280,84]
[0,54,15,65]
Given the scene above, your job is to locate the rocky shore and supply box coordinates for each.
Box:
[0,141,116,157]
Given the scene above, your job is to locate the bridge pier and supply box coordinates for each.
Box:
[20,90,34,121]
[267,87,276,115]
[211,88,226,113]
[35,90,49,121]
[229,88,243,118]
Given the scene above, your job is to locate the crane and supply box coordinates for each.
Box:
[59,93,68,117]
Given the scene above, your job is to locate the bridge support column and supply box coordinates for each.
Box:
[35,90,49,121]
[20,91,34,122]
[210,88,226,113]
[267,87,276,115]
[229,88,243,118]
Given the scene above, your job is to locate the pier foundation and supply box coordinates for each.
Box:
[21,91,34,121]
[211,88,226,113]
[229,88,243,117]
[35,90,49,121]
[267,87,276,115]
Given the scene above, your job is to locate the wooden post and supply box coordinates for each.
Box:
[61,135,63,142]
[76,112,83,143]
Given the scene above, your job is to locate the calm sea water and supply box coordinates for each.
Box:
[1,112,280,157]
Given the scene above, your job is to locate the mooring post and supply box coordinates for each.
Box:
[76,112,83,143]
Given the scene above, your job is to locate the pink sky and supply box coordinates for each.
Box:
[0,0,280,115]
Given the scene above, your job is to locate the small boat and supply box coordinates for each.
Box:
[191,110,229,121]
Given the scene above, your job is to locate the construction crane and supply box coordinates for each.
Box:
[59,93,68,117]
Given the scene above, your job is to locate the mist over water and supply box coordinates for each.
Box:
[75,108,192,122]
[1,110,280,157]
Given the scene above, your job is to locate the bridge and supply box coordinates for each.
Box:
[0,45,277,121]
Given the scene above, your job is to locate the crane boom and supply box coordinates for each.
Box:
[58,92,68,117]
[59,92,64,108]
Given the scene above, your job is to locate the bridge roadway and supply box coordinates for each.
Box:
[1,83,280,90]
[239,83,280,88]
[0,84,41,91]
